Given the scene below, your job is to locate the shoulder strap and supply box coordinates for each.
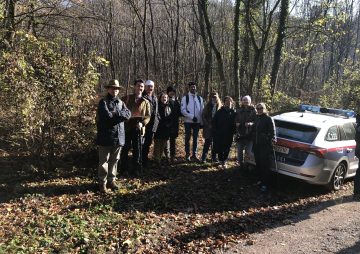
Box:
[197,95,201,106]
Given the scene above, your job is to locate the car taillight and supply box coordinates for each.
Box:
[300,147,327,158]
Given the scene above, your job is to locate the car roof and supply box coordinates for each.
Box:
[273,111,355,128]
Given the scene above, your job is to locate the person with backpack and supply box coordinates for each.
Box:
[181,81,204,161]
[142,80,160,168]
[166,86,181,162]
[212,96,236,169]
[235,95,256,171]
[153,92,173,166]
[120,79,151,177]
[354,114,360,200]
[201,91,222,163]
[96,79,131,193]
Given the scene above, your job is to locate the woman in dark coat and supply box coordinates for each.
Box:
[166,86,181,162]
[201,91,222,163]
[212,96,236,169]
[153,92,173,165]
[252,102,276,192]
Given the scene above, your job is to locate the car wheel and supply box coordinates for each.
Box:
[328,162,346,191]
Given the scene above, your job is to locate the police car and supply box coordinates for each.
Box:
[245,105,358,190]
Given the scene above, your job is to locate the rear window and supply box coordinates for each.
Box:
[274,120,319,144]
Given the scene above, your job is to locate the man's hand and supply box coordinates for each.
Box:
[193,117,198,123]
[136,122,143,129]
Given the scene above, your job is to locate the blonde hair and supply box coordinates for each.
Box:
[256,102,268,114]
[209,91,222,107]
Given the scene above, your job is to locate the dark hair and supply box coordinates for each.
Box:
[133,79,145,86]
[187,81,196,86]
[167,86,176,94]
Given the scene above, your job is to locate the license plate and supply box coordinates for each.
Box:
[274,145,289,154]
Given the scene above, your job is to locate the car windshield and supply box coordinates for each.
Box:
[274,120,319,144]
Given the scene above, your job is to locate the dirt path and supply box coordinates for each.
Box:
[224,197,360,254]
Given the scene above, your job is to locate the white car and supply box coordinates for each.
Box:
[245,105,357,190]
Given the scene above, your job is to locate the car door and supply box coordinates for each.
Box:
[324,125,346,165]
[341,122,358,175]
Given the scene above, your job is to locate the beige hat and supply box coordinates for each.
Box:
[105,79,120,88]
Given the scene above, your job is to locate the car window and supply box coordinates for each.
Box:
[338,126,346,141]
[326,126,339,141]
[274,120,319,143]
[342,122,356,140]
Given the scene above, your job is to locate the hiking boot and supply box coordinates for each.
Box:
[107,181,120,191]
[99,184,108,194]
[186,156,191,162]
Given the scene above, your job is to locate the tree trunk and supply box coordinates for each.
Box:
[2,0,16,48]
[269,0,289,97]
[194,0,212,96]
[198,0,226,96]
[233,0,241,104]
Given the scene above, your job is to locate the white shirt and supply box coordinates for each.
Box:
[181,92,204,124]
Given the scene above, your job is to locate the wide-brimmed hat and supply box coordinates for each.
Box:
[105,79,121,88]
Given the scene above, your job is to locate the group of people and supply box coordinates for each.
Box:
[96,79,275,193]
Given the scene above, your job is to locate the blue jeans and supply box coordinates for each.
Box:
[237,139,251,164]
[184,123,200,157]
[354,161,360,195]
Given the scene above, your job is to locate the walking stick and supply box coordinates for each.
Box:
[138,128,143,174]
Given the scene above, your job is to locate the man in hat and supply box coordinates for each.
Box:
[166,85,181,162]
[96,79,131,193]
[180,81,204,161]
[141,79,160,167]
[120,79,151,176]
[354,114,360,199]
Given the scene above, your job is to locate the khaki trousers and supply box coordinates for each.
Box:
[98,145,122,184]
[153,139,169,163]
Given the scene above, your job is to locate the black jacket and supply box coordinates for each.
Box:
[169,98,181,138]
[212,107,236,153]
[235,105,256,139]
[143,93,160,133]
[96,94,131,146]
[355,115,360,157]
[252,113,275,147]
[154,102,173,140]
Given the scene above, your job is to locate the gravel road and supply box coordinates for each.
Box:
[224,197,360,254]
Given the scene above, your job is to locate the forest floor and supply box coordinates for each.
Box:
[0,119,359,254]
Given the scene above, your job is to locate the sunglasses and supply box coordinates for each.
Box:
[256,107,264,110]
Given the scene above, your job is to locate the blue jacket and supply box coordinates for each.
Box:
[96,94,131,146]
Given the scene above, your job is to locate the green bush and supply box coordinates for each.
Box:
[0,31,101,162]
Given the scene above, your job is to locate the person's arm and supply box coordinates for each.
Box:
[180,96,194,119]
[268,116,276,142]
[98,99,116,124]
[142,100,151,126]
[116,101,131,121]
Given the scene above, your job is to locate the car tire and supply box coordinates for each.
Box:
[327,162,347,191]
